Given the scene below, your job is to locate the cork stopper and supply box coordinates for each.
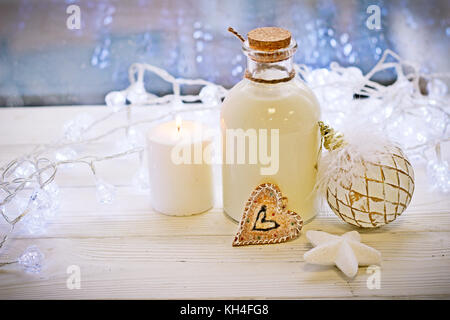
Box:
[247,27,291,51]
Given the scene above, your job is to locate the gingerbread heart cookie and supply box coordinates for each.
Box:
[232,183,303,246]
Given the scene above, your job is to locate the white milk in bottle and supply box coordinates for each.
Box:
[221,27,321,222]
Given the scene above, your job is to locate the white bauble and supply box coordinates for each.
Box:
[326,145,414,228]
[318,122,415,228]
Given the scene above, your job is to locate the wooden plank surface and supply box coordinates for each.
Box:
[0,106,449,299]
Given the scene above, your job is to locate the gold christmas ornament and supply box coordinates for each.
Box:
[318,122,415,228]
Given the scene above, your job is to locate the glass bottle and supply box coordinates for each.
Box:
[221,27,321,222]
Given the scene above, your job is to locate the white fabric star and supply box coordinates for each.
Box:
[303,230,381,278]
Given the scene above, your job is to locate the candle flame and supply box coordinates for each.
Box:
[176,115,182,133]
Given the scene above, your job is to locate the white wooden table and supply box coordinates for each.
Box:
[0,106,449,299]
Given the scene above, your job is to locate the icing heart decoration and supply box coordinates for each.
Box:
[233,183,303,246]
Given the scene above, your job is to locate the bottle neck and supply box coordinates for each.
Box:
[242,39,297,84]
[245,57,295,83]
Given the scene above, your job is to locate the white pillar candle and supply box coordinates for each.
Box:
[147,117,214,216]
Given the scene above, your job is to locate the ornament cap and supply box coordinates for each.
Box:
[319,121,346,151]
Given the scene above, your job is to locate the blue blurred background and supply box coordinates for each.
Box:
[0,0,449,106]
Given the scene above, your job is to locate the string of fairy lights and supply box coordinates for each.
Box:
[0,50,448,273]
